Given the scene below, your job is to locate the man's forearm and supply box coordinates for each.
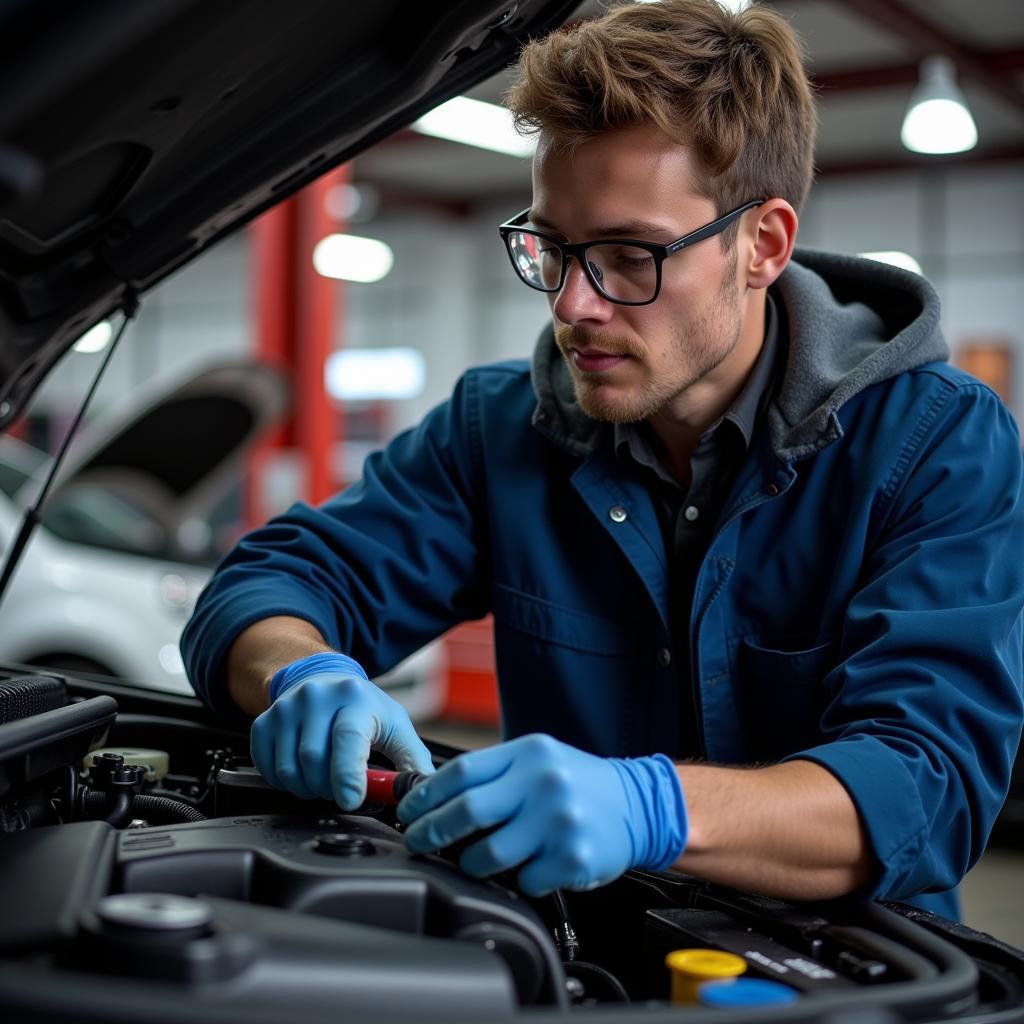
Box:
[673,759,874,901]
[226,616,335,716]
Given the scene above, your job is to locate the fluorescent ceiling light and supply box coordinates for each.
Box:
[859,251,923,275]
[73,320,113,353]
[313,234,394,283]
[412,96,534,157]
[325,348,426,401]
[901,56,977,155]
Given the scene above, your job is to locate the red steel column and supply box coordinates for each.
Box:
[247,199,294,528]
[247,166,349,525]
[296,166,347,505]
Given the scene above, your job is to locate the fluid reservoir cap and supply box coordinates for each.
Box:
[665,948,747,1005]
[86,748,169,782]
[97,893,213,932]
[699,978,798,1008]
[665,948,747,980]
[313,832,376,857]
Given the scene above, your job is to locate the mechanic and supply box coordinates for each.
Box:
[182,0,1024,919]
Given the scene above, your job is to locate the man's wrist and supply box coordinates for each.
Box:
[227,617,334,716]
[269,651,370,702]
[611,753,688,871]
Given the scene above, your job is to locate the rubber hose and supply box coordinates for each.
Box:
[104,791,134,828]
[84,790,208,825]
[131,793,208,824]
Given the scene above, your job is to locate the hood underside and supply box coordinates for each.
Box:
[0,0,576,429]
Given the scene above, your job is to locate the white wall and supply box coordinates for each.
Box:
[352,162,1024,437]
[800,164,1024,416]
[30,233,251,447]
[29,161,1023,455]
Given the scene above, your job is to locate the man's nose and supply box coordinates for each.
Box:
[551,257,614,325]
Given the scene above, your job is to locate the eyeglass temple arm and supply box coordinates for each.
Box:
[667,200,764,254]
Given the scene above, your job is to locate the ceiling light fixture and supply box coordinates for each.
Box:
[312,234,394,283]
[900,56,978,155]
[412,96,535,157]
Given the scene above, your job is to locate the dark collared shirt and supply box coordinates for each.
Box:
[613,294,783,756]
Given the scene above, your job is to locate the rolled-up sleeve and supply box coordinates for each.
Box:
[181,371,488,721]
[787,381,1024,901]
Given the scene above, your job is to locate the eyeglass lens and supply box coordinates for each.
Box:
[507,231,657,303]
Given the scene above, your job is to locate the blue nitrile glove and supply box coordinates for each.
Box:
[250,652,434,810]
[396,733,687,896]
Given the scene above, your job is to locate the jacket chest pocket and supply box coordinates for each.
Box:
[493,583,639,657]
[490,583,645,756]
[736,636,836,762]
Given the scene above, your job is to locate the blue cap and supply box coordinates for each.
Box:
[698,978,799,1008]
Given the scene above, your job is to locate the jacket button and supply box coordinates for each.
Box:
[767,484,780,496]
[657,648,671,667]
[609,506,628,523]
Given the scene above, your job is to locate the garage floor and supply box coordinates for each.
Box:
[422,719,1024,950]
[961,844,1024,947]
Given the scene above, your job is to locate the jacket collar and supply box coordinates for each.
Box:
[531,248,950,465]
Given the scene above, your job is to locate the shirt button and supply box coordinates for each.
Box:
[767,484,780,496]
[657,648,672,667]
[609,506,628,523]
[684,505,699,522]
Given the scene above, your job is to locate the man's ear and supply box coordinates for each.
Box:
[743,198,798,290]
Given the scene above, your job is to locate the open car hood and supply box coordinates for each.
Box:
[34,359,288,504]
[0,0,578,430]
[11,360,288,563]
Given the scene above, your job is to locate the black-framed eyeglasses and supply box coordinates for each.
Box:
[498,199,764,306]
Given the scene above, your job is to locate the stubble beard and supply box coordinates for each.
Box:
[555,254,742,424]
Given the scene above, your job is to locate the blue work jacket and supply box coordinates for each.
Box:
[183,251,1024,919]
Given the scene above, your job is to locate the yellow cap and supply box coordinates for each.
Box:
[664,949,747,1004]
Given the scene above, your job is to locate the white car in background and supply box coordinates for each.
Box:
[0,362,444,718]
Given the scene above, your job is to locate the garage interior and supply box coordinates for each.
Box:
[4,0,1023,955]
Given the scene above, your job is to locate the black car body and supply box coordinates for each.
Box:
[1,3,1023,1022]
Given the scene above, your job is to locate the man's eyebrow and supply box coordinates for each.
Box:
[527,211,678,241]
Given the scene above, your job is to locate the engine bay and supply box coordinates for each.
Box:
[1,668,1023,1024]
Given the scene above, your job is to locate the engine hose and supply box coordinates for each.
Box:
[103,791,135,828]
[83,789,208,825]
[130,793,208,824]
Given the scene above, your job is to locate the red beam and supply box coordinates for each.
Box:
[833,0,1024,115]
[814,63,919,93]
[813,48,1024,94]
[817,143,1024,178]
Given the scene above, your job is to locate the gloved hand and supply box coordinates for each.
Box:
[396,733,687,896]
[250,652,434,810]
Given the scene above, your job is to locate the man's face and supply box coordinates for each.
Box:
[530,123,745,424]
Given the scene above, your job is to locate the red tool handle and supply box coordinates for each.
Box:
[364,769,429,805]
[365,769,401,804]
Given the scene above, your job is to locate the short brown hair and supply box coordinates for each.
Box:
[506,0,818,232]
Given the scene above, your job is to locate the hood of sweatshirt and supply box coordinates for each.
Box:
[531,248,951,465]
